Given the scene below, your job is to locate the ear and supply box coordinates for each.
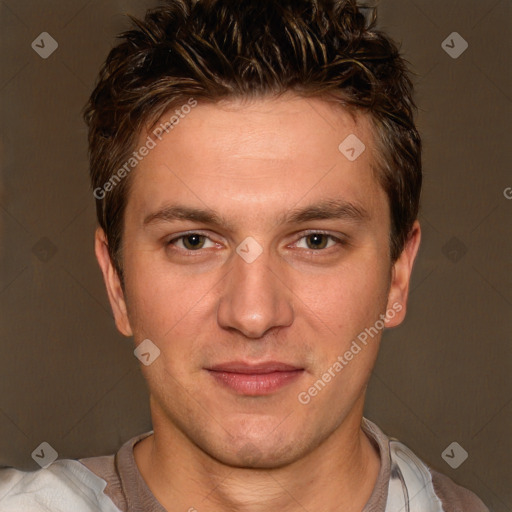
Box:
[94,227,133,337]
[385,220,421,327]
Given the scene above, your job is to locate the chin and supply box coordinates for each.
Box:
[213,442,301,469]
[199,425,314,469]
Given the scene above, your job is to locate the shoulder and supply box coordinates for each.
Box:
[430,467,490,512]
[362,418,489,512]
[388,439,489,512]
[0,459,122,512]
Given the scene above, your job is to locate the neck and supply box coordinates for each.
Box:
[134,403,381,512]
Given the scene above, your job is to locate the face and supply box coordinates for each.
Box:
[96,94,420,468]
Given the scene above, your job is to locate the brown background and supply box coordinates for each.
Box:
[0,1,510,510]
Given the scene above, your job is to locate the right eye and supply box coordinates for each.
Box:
[168,233,217,251]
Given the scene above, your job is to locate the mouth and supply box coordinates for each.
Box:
[206,361,304,396]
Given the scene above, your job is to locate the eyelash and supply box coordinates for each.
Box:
[166,230,347,254]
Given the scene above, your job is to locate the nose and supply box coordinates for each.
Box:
[216,245,294,339]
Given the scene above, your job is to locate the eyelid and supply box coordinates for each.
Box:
[295,228,345,239]
[167,230,222,249]
[289,229,347,249]
[167,229,217,242]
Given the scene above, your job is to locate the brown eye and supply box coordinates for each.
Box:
[305,233,329,250]
[181,234,206,250]
[167,232,217,253]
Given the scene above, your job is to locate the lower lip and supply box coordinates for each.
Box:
[207,370,303,395]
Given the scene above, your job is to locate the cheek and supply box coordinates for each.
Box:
[296,262,389,407]
[301,257,390,332]
[123,251,221,374]
[122,250,191,337]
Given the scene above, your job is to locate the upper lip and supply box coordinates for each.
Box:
[207,361,303,374]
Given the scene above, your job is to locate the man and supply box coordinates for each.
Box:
[0,0,489,510]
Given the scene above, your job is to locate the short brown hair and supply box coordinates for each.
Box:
[84,0,422,284]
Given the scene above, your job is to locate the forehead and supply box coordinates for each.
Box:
[148,95,374,164]
[126,94,385,225]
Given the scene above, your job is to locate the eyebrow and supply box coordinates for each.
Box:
[144,204,229,229]
[143,198,370,229]
[283,198,369,225]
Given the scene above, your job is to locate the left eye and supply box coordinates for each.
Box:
[295,233,339,250]
[170,233,216,251]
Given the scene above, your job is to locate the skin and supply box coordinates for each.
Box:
[95,94,421,512]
